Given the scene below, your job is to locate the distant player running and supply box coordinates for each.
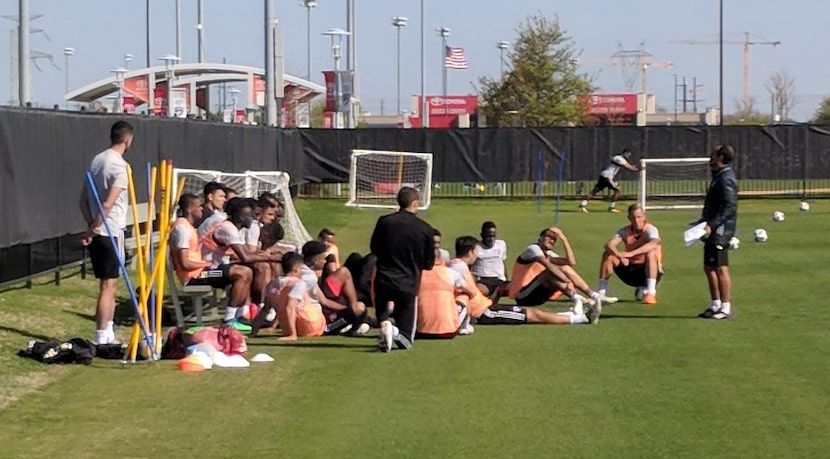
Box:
[580,148,638,213]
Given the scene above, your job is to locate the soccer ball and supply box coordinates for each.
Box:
[728,237,740,250]
[753,229,768,243]
[800,201,810,212]
[773,211,785,222]
[634,287,645,301]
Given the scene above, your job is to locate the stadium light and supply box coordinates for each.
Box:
[301,0,317,80]
[63,47,74,108]
[322,27,350,129]
[392,17,408,119]
[496,40,510,78]
[110,67,128,113]
[124,53,133,69]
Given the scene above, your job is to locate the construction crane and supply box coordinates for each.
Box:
[579,42,672,95]
[671,32,780,111]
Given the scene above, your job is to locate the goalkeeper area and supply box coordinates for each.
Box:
[347,149,433,209]
[171,168,312,248]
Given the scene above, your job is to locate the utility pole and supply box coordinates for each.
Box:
[197,0,205,63]
[18,0,30,106]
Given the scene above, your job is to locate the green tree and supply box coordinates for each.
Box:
[478,13,594,127]
[812,96,830,125]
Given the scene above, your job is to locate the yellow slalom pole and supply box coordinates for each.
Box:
[154,160,173,354]
[125,164,148,363]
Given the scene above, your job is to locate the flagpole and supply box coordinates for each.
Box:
[438,27,450,124]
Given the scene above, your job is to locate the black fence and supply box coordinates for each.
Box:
[2,108,830,286]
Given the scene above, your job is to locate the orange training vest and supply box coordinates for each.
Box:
[278,277,326,337]
[622,223,663,269]
[508,245,547,299]
[417,264,461,335]
[451,258,493,318]
[171,217,206,284]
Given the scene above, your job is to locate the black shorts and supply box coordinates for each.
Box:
[476,305,528,325]
[613,263,664,287]
[476,277,507,294]
[704,240,729,268]
[185,264,234,289]
[89,235,121,280]
[593,176,619,192]
[515,274,558,307]
[324,308,356,334]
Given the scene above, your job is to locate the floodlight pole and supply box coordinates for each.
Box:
[420,0,428,128]
[497,40,510,78]
[18,0,30,106]
[63,47,73,109]
[718,0,724,126]
[392,17,408,119]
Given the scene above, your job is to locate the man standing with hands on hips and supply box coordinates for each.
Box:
[695,144,738,320]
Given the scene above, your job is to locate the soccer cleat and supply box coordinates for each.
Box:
[580,207,589,213]
[224,320,253,333]
[585,302,601,324]
[459,324,475,335]
[570,296,585,316]
[643,293,658,306]
[608,208,621,213]
[598,293,619,304]
[355,323,371,336]
[698,308,718,319]
[712,309,733,320]
[379,320,393,353]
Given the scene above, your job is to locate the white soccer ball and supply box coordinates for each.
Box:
[800,201,810,212]
[753,229,768,243]
[634,287,645,301]
[773,211,785,222]
[728,237,740,250]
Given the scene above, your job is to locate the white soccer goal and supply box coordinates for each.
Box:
[171,168,312,248]
[638,157,711,210]
[347,149,434,209]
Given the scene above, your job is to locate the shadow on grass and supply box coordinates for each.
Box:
[0,325,54,342]
[252,341,375,350]
[599,314,698,320]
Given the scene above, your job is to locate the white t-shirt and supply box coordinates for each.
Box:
[615,225,660,243]
[284,278,306,305]
[518,244,559,262]
[169,222,194,250]
[472,240,507,280]
[439,248,451,265]
[197,211,227,238]
[300,264,322,306]
[600,155,632,181]
[87,149,128,236]
[202,221,243,267]
[243,220,261,249]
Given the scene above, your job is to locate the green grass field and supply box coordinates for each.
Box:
[1,198,828,458]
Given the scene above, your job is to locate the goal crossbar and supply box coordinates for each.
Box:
[347,149,434,209]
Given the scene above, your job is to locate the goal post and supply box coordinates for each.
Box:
[638,157,711,210]
[171,168,312,248]
[347,149,434,209]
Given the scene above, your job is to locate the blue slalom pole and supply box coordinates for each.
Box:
[84,172,158,360]
[145,162,156,341]
[536,150,543,215]
[554,154,566,226]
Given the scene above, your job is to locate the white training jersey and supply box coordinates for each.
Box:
[600,155,632,180]
[87,149,129,236]
[518,244,559,262]
[472,240,508,281]
[201,221,243,267]
[439,248,451,265]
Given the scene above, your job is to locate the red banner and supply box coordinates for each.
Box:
[235,109,246,124]
[252,75,266,106]
[122,95,136,114]
[408,95,479,128]
[323,71,336,112]
[153,86,167,117]
[582,93,638,116]
[123,75,150,104]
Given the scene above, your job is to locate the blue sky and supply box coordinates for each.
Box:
[2,0,827,120]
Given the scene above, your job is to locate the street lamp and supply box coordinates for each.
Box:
[110,67,127,113]
[124,53,133,69]
[392,16,408,119]
[63,47,74,109]
[301,0,317,80]
[158,54,180,117]
[322,27,351,129]
[228,87,241,123]
[496,40,510,77]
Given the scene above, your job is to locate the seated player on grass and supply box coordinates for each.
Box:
[318,228,341,270]
[471,221,509,302]
[598,203,663,305]
[301,241,370,336]
[416,232,480,339]
[508,228,605,320]
[266,252,326,341]
[452,235,596,326]
[433,229,451,265]
[343,252,377,310]
[200,197,281,331]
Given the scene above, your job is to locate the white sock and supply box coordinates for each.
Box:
[570,314,589,324]
[392,325,400,338]
[557,311,575,317]
[580,200,588,207]
[239,304,250,320]
[598,279,609,294]
[609,201,616,209]
[710,299,722,311]
[224,306,238,322]
[590,291,601,301]
[646,279,657,294]
[721,302,731,314]
[571,295,585,315]
[95,330,108,344]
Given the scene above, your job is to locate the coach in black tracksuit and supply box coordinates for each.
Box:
[697,144,738,320]
[370,187,435,351]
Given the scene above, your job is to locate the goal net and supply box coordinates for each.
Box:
[347,150,433,209]
[171,168,312,248]
[638,158,711,210]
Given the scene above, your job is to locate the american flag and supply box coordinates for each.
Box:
[444,46,468,70]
